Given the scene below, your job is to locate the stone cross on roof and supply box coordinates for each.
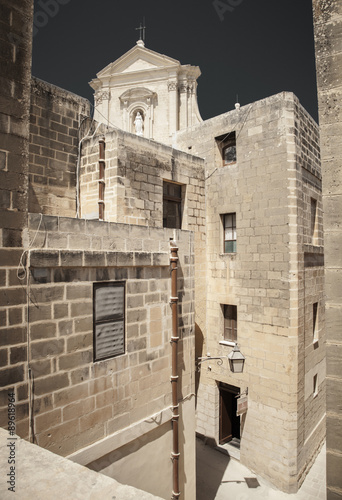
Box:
[135,20,146,42]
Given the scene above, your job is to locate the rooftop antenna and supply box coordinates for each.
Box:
[235,93,240,111]
[136,18,146,45]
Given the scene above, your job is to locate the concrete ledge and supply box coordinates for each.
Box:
[29,250,169,268]
[68,407,172,466]
[0,428,162,499]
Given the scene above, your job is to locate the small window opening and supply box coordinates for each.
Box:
[311,198,318,244]
[163,181,183,229]
[93,282,125,361]
[223,305,237,342]
[223,213,236,253]
[313,374,318,397]
[216,131,236,165]
[313,302,319,343]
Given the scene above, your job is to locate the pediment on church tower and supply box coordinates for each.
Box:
[90,41,203,143]
[95,44,180,80]
[119,87,156,102]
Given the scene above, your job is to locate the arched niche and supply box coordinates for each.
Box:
[119,88,156,139]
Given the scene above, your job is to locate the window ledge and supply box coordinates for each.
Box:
[219,340,236,347]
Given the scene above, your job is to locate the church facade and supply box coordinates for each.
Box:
[90,40,202,145]
[0,8,325,499]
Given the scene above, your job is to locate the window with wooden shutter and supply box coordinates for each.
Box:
[93,282,125,361]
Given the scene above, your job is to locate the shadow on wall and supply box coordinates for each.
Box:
[175,252,187,493]
[87,421,172,498]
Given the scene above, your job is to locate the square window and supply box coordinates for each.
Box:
[223,213,236,253]
[223,305,237,342]
[163,181,183,229]
[93,282,125,361]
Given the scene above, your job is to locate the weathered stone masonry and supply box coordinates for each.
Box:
[0,0,33,437]
[313,1,342,498]
[29,78,90,216]
[80,128,207,359]
[174,91,325,493]
[0,4,329,497]
[1,74,199,498]
[0,210,196,498]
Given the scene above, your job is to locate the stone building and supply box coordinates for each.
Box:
[0,2,326,498]
[313,1,342,498]
[174,92,326,493]
[0,4,198,498]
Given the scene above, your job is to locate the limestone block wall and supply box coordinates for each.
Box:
[293,100,326,480]
[303,268,325,434]
[80,129,205,227]
[80,129,207,345]
[313,2,342,498]
[29,78,90,216]
[0,213,195,499]
[0,0,33,443]
[174,92,325,493]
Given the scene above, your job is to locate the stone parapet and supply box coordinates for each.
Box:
[0,428,162,500]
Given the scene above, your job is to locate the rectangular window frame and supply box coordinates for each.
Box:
[163,180,184,229]
[216,131,237,166]
[223,304,237,343]
[223,213,237,253]
[93,281,126,362]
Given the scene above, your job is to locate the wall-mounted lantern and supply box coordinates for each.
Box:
[227,343,245,373]
[197,343,245,373]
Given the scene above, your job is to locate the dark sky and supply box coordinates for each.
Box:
[32,0,318,122]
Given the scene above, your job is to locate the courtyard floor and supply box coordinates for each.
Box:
[196,438,326,500]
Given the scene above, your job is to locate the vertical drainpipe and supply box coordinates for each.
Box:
[98,137,105,221]
[170,241,180,499]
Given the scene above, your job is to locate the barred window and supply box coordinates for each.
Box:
[93,282,125,361]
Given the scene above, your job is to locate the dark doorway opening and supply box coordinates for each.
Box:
[219,383,240,445]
